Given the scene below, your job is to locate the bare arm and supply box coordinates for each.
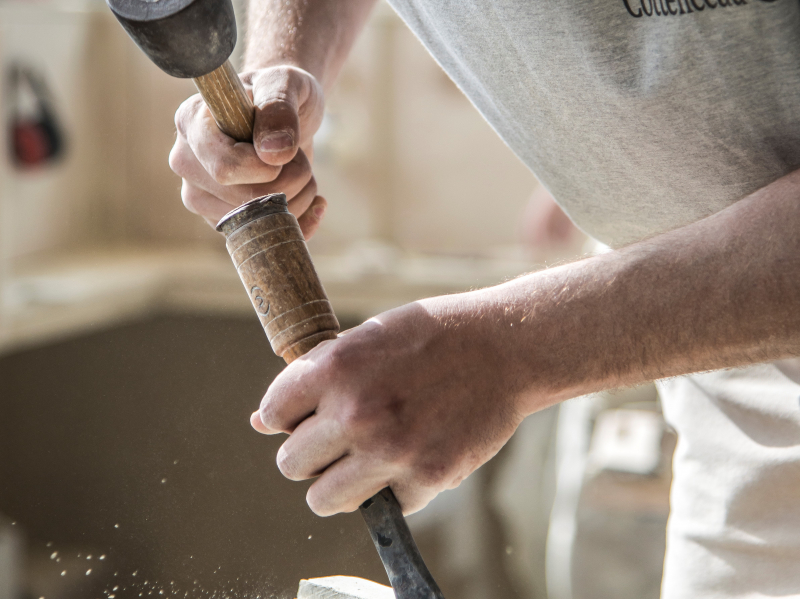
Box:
[254,168,800,516]
[473,167,800,412]
[244,0,377,90]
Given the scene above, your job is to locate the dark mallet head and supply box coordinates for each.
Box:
[107,0,237,78]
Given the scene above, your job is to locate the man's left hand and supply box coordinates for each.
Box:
[251,295,526,516]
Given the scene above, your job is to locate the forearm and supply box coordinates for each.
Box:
[447,169,800,414]
[244,0,377,89]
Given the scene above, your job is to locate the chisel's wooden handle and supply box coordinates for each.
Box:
[217,194,340,362]
[193,59,254,142]
[218,195,444,599]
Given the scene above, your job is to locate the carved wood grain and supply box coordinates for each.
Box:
[193,60,254,142]
[224,210,340,362]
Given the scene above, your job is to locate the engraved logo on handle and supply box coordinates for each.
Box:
[250,286,270,317]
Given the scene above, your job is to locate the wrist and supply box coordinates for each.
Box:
[242,21,341,90]
[241,60,328,88]
[416,290,539,419]
[242,58,302,73]
[462,261,619,415]
[244,0,376,92]
[243,39,335,88]
[239,64,320,88]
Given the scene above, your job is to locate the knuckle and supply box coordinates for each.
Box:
[258,400,286,433]
[254,77,299,116]
[180,185,200,213]
[283,160,312,191]
[306,489,333,517]
[276,446,302,481]
[262,97,293,112]
[381,427,415,466]
[287,69,311,99]
[288,67,318,98]
[173,109,186,137]
[285,67,303,86]
[263,166,282,184]
[338,398,369,432]
[173,97,196,137]
[168,145,189,177]
[340,394,412,463]
[298,157,312,179]
[305,177,318,198]
[324,341,361,378]
[209,157,235,185]
[238,70,255,86]
[414,458,454,489]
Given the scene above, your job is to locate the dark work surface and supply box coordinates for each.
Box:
[0,315,387,599]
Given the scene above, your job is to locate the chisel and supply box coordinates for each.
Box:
[107,1,445,597]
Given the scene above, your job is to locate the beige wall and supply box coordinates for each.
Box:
[308,6,539,255]
[0,1,537,264]
[1,4,109,257]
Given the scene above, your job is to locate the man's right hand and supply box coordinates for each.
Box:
[169,65,327,238]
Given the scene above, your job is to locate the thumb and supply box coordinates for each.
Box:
[252,68,302,167]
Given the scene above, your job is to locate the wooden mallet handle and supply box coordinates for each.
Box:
[193,60,255,142]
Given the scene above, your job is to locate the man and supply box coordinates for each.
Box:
[168,1,800,596]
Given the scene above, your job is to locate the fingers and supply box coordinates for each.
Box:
[253,360,322,435]
[297,196,328,240]
[250,410,269,434]
[306,456,389,517]
[171,135,314,209]
[251,149,313,200]
[287,177,318,219]
[179,180,230,222]
[251,67,325,167]
[306,458,443,516]
[276,415,349,481]
[175,94,281,185]
[307,464,435,517]
[385,481,441,517]
[170,67,328,230]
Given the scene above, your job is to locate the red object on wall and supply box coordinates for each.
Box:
[13,120,52,166]
[8,64,66,168]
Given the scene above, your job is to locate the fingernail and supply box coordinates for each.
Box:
[313,204,326,220]
[259,131,294,153]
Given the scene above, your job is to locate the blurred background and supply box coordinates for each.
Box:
[0,1,672,599]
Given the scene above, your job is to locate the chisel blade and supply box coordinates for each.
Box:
[359,488,446,599]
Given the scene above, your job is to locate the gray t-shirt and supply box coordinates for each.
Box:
[387,0,800,248]
[385,1,800,597]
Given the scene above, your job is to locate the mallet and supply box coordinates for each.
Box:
[106,1,444,597]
